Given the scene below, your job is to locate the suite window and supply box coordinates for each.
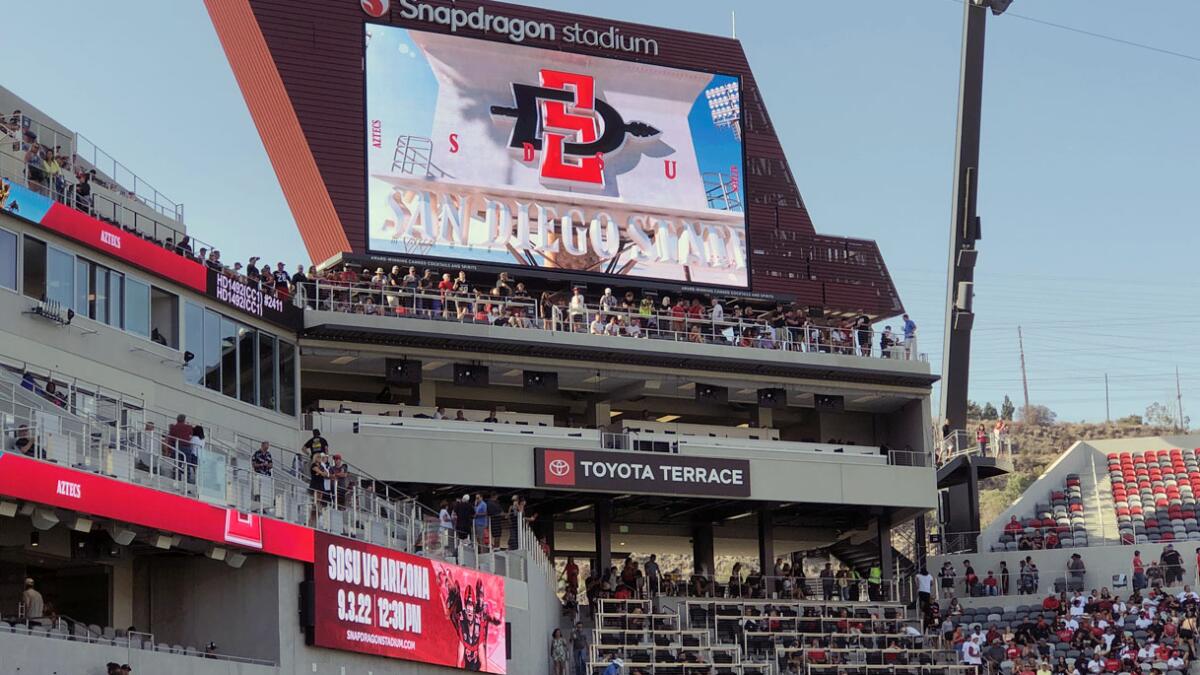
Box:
[21,237,47,302]
[150,287,179,348]
[238,324,256,405]
[278,340,296,417]
[47,246,74,310]
[220,317,238,399]
[258,333,276,412]
[203,309,221,392]
[124,277,150,338]
[0,227,16,290]
[184,302,204,386]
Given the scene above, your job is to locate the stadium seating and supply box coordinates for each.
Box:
[590,597,959,675]
[992,474,1088,551]
[1108,448,1200,544]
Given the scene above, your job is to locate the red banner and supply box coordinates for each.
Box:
[0,452,312,561]
[313,532,506,673]
[40,202,207,292]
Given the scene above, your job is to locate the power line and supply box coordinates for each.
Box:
[941,0,1200,64]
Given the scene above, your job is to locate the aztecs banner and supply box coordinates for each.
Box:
[365,23,747,287]
[313,532,507,672]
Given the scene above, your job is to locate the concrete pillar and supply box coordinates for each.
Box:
[757,507,775,581]
[878,510,894,600]
[594,498,612,573]
[756,406,773,429]
[586,401,611,428]
[418,380,437,407]
[692,523,715,576]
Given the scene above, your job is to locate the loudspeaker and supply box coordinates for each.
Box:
[454,364,489,387]
[695,383,728,405]
[757,388,786,409]
[385,358,422,385]
[299,580,315,629]
[523,370,558,392]
[814,394,845,412]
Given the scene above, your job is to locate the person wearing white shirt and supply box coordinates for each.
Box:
[1138,642,1156,661]
[598,288,617,315]
[1065,617,1079,631]
[1135,614,1153,630]
[1167,653,1185,669]
[603,316,621,336]
[568,288,587,330]
[916,570,934,610]
[710,298,724,332]
[961,637,982,666]
[1069,597,1085,617]
[625,319,643,339]
[589,316,605,335]
[1177,586,1198,603]
[1086,658,1103,674]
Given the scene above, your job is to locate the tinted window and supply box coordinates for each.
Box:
[0,228,16,290]
[184,302,204,386]
[278,341,296,416]
[258,333,276,412]
[124,277,150,337]
[204,309,221,392]
[47,246,73,309]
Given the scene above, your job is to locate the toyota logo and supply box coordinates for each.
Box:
[548,458,571,477]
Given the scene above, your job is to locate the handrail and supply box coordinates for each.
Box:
[5,616,275,666]
[75,133,183,222]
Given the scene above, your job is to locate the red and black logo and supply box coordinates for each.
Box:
[490,70,660,187]
[540,449,577,487]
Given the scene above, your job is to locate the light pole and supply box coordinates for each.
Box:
[930,0,1010,561]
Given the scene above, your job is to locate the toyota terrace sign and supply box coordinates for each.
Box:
[535,448,750,498]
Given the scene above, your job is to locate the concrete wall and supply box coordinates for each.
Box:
[318,414,937,509]
[137,555,282,665]
[0,632,276,675]
[931,540,1200,609]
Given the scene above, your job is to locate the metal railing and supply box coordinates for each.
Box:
[937,429,1013,467]
[618,575,904,604]
[306,280,927,364]
[75,133,184,222]
[1,137,209,261]
[0,376,554,584]
[2,616,274,667]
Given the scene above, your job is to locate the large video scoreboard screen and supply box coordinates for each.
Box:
[365,23,748,287]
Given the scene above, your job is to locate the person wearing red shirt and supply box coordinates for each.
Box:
[983,572,999,596]
[1103,658,1120,672]
[1004,516,1024,536]
[1043,594,1061,611]
[1005,645,1021,661]
[1045,531,1059,549]
[437,273,454,318]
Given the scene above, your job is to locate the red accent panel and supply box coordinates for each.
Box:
[0,452,313,561]
[40,203,207,292]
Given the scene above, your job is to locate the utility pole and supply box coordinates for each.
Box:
[1018,326,1030,421]
[1177,366,1185,432]
[1105,373,1110,424]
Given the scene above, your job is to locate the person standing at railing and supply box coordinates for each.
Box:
[902,314,918,358]
[472,493,488,547]
[166,414,193,482]
[568,287,587,331]
[853,312,873,357]
[976,424,989,456]
[880,325,897,358]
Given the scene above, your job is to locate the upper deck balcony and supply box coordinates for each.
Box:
[301,282,936,389]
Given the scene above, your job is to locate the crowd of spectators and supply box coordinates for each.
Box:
[946,586,1200,675]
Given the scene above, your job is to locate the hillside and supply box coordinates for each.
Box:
[976,419,1183,527]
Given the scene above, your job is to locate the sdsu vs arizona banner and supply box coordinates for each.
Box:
[365,24,748,287]
[312,532,506,673]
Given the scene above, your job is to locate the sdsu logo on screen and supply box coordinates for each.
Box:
[491,69,660,189]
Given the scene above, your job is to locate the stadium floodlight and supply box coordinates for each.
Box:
[206,545,228,561]
[971,0,1013,15]
[0,500,17,518]
[106,523,136,546]
[31,508,59,531]
[225,552,247,569]
[67,515,93,533]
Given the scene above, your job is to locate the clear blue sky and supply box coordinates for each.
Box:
[5,1,1198,424]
